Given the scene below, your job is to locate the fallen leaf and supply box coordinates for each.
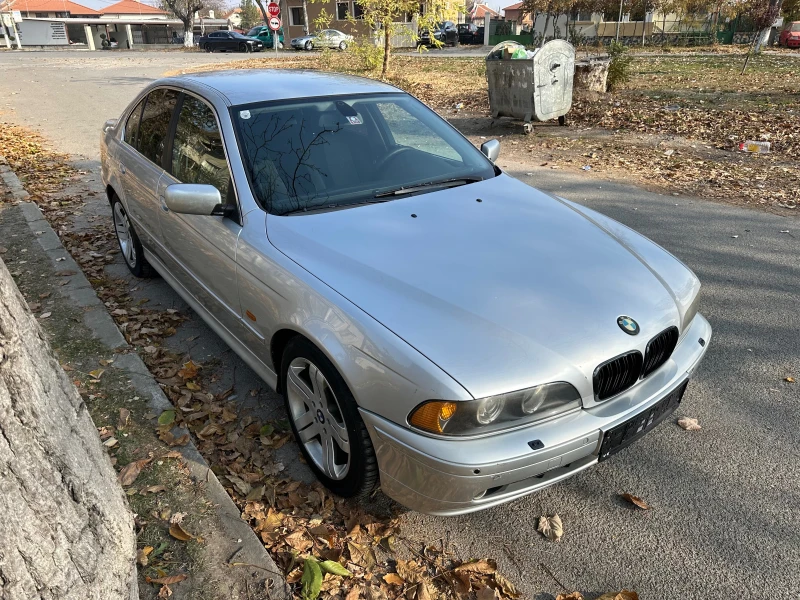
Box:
[88,368,104,379]
[39,312,52,319]
[148,573,188,585]
[537,514,563,541]
[556,593,584,600]
[185,381,201,391]
[347,541,377,570]
[677,417,702,431]
[285,530,313,552]
[117,458,150,486]
[786,377,795,383]
[118,408,130,429]
[141,485,167,495]
[301,558,323,600]
[100,358,115,366]
[595,591,639,600]
[137,546,153,567]
[476,586,498,600]
[178,360,200,380]
[345,586,362,600]
[455,559,497,574]
[158,410,176,426]
[620,493,652,510]
[157,584,172,598]
[319,560,352,577]
[383,573,404,586]
[169,522,195,541]
[103,437,118,448]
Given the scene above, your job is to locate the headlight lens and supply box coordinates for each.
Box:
[408,382,581,436]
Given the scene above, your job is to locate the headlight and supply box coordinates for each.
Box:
[408,382,581,436]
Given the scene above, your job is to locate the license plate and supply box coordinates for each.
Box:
[598,380,689,461]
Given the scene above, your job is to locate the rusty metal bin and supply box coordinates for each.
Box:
[486,39,575,125]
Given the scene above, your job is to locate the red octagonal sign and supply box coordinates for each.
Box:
[267,2,280,16]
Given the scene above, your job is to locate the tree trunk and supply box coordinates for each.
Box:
[381,21,391,78]
[302,0,309,34]
[183,17,194,47]
[255,0,269,24]
[541,13,551,47]
[0,257,137,599]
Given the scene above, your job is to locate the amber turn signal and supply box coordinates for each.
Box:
[409,401,457,433]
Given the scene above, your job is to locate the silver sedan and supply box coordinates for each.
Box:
[290,29,352,51]
[100,70,711,515]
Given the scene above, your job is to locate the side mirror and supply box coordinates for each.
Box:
[164,184,225,216]
[103,118,118,133]
[480,139,500,162]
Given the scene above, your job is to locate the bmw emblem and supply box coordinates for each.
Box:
[617,316,640,335]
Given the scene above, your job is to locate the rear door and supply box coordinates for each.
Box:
[117,88,179,252]
[157,92,244,335]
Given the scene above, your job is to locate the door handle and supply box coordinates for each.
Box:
[159,196,169,213]
[119,163,126,174]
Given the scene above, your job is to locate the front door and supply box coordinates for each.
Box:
[118,88,179,252]
[157,92,244,336]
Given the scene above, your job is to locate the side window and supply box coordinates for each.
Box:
[137,88,179,167]
[124,98,145,147]
[170,95,231,200]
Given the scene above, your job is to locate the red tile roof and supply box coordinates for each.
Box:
[503,2,523,10]
[10,0,100,15]
[470,3,500,18]
[101,0,167,15]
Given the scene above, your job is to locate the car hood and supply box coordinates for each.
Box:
[267,175,692,400]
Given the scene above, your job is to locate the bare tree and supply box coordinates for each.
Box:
[163,0,205,46]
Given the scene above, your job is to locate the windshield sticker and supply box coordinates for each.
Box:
[346,115,362,125]
[239,110,251,120]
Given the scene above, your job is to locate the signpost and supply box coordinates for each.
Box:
[268,7,280,58]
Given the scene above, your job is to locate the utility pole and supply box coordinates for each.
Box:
[615,0,623,41]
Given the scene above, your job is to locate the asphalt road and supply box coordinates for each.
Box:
[1,51,798,599]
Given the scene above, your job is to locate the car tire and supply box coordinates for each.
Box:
[278,41,284,49]
[305,40,313,51]
[338,40,347,50]
[281,337,379,499]
[204,43,212,52]
[239,43,248,52]
[111,195,156,279]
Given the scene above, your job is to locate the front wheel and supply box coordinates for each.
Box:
[111,195,155,278]
[278,41,284,49]
[338,40,347,51]
[305,40,313,51]
[282,337,379,498]
[239,43,248,53]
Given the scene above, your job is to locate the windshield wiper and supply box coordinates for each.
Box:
[373,177,484,199]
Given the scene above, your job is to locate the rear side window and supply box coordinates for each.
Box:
[124,98,145,147]
[137,88,179,166]
[170,95,230,199]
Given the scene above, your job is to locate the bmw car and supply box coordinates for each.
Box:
[291,29,352,51]
[100,70,711,515]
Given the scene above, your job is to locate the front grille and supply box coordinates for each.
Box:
[593,351,643,401]
[641,326,679,379]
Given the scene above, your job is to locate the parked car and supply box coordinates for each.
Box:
[457,23,480,44]
[778,21,800,47]
[418,21,459,47]
[246,25,285,49]
[101,70,711,515]
[291,29,352,51]
[197,30,264,52]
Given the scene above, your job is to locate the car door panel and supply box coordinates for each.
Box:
[158,92,246,338]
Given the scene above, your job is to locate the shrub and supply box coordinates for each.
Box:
[607,40,633,90]
[349,38,383,72]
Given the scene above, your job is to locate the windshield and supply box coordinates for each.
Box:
[233,93,496,215]
[791,23,800,32]
[247,27,263,36]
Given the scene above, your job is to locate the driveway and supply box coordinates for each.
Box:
[1,50,798,599]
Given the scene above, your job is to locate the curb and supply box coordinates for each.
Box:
[1,158,289,598]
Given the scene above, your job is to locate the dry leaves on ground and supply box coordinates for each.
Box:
[619,493,652,510]
[677,417,702,431]
[537,515,564,541]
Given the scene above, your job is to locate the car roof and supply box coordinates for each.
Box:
[161,69,401,106]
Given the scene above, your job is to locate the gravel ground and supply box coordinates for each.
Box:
[1,50,798,600]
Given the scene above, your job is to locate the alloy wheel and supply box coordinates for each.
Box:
[286,357,350,480]
[113,202,137,269]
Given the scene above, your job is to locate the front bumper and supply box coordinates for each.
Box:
[361,313,711,515]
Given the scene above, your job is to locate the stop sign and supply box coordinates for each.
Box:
[267,2,280,17]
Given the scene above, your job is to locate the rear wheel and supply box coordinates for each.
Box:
[204,43,212,52]
[111,195,155,278]
[338,40,347,50]
[278,41,284,49]
[282,337,378,498]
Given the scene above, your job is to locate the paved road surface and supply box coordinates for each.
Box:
[1,51,798,599]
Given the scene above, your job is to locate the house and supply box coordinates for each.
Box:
[223,7,242,29]
[468,2,499,26]
[9,0,100,18]
[100,0,168,20]
[502,2,531,30]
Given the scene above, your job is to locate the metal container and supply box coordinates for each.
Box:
[486,39,575,124]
